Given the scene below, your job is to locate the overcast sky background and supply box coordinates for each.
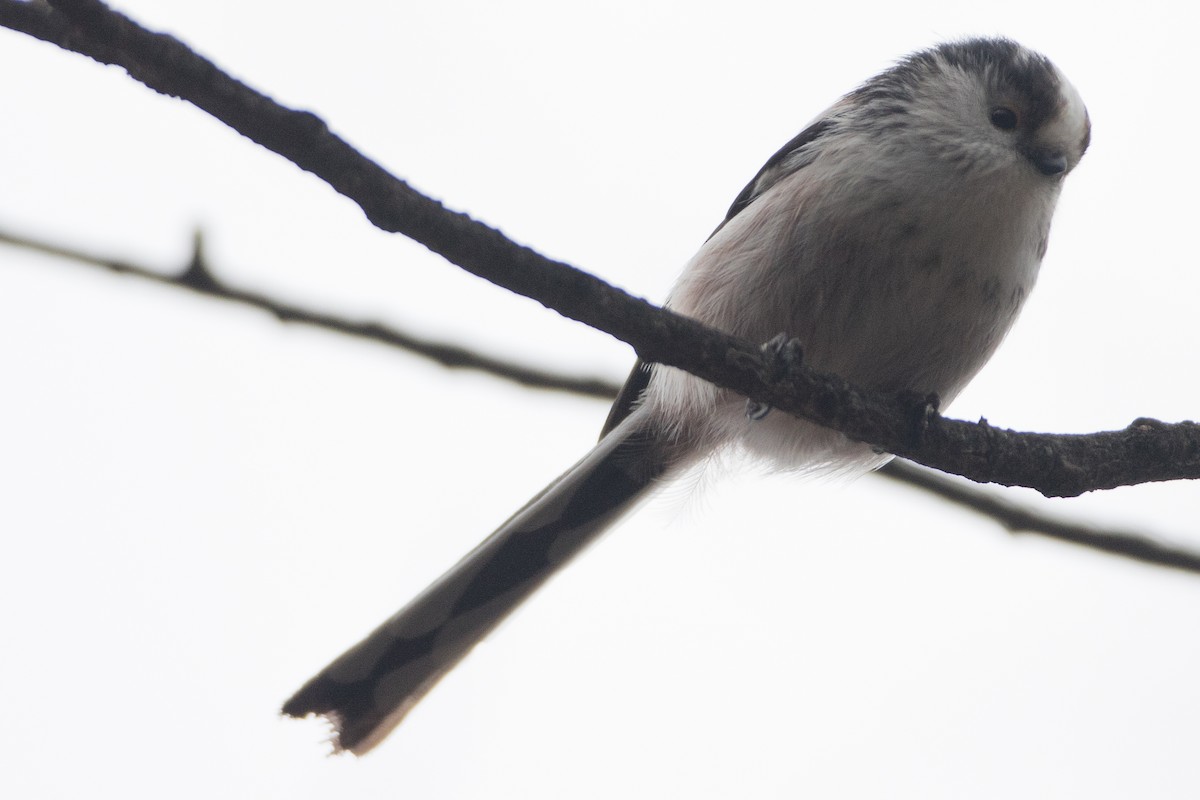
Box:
[3,1,1200,798]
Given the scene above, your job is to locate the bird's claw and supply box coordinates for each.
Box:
[745,333,804,422]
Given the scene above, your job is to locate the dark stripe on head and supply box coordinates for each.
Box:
[852,38,1064,130]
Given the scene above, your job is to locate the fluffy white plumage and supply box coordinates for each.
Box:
[648,40,1088,471]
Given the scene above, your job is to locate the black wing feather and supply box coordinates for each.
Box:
[717,118,836,232]
[599,360,652,438]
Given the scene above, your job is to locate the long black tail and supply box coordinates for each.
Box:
[282,412,673,754]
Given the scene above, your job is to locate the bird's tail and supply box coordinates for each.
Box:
[282,411,676,754]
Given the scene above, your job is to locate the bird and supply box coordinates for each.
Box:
[283,37,1091,754]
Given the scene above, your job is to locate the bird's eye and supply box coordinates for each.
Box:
[990,107,1019,130]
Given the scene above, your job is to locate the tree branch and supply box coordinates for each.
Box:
[6,222,1199,576]
[877,460,1200,574]
[0,225,620,399]
[3,0,1199,498]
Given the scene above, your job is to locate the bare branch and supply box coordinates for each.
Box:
[0,226,620,399]
[3,0,1200,498]
[6,222,1200,575]
[877,460,1200,574]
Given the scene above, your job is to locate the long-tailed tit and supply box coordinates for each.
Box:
[284,37,1090,754]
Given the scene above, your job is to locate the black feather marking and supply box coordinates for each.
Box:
[852,38,1065,130]
[719,118,837,229]
[599,359,652,437]
[449,437,659,615]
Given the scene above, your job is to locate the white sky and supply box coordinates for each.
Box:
[3,1,1200,798]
